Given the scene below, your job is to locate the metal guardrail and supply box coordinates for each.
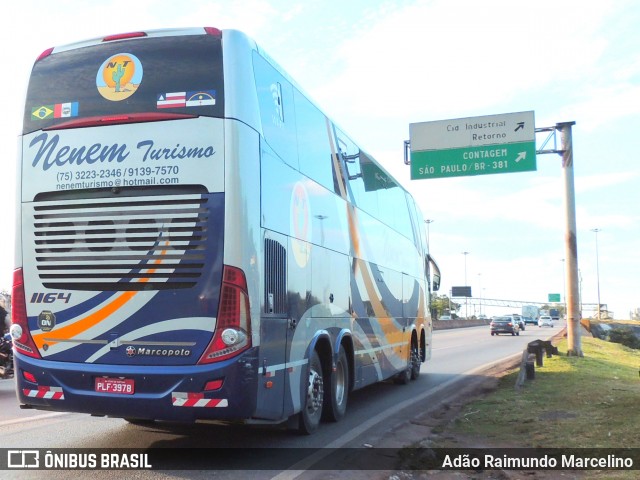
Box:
[450,297,600,317]
[515,340,560,389]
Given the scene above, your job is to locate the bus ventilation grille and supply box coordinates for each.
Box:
[264,238,287,314]
[31,194,208,291]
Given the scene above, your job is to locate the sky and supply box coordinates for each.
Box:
[1,0,638,318]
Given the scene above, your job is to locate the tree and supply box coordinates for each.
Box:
[430,294,461,318]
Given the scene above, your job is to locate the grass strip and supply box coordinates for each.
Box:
[450,336,640,448]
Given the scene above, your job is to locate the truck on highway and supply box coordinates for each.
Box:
[522,305,540,325]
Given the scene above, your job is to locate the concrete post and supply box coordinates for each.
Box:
[558,121,583,357]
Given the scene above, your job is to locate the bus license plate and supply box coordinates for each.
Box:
[94,377,135,395]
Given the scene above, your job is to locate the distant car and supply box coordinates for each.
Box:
[538,315,553,327]
[490,316,520,336]
[524,316,538,325]
[478,314,488,320]
[507,314,525,331]
[439,315,452,320]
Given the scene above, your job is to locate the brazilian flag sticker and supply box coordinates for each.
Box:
[32,105,54,120]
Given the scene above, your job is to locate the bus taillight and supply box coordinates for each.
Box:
[102,32,147,42]
[198,265,252,364]
[204,27,222,37]
[35,47,54,62]
[10,269,41,359]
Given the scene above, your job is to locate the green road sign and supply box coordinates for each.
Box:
[411,141,536,179]
[548,293,561,302]
[409,111,536,180]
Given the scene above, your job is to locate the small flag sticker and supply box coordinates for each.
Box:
[186,90,216,107]
[54,102,79,118]
[157,92,186,108]
[32,105,54,120]
[31,102,79,120]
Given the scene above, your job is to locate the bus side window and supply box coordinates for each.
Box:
[294,91,335,192]
[408,196,428,256]
[253,52,299,169]
[337,130,377,216]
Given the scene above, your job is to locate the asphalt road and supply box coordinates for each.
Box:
[0,321,564,479]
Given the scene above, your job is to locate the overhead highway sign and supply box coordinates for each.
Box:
[410,111,536,179]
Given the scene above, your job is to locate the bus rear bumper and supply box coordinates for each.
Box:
[13,350,259,422]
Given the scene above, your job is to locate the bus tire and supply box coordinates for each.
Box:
[394,367,411,385]
[298,349,324,435]
[323,345,349,422]
[410,340,421,381]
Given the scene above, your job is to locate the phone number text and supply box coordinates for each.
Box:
[56,166,180,182]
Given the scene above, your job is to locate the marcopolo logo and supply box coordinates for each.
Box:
[126,346,191,357]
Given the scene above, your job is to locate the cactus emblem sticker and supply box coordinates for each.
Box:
[96,53,143,101]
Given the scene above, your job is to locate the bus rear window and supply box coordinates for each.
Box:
[24,34,224,134]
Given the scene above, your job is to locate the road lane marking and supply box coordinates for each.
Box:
[0,411,70,427]
[269,351,523,480]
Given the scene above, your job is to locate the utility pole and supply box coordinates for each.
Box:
[478,273,482,316]
[462,251,470,319]
[558,122,582,357]
[536,120,582,356]
[561,258,566,317]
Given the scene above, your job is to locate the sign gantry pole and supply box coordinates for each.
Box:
[557,121,583,357]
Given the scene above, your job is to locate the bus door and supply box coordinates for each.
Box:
[282,230,313,417]
[256,231,290,420]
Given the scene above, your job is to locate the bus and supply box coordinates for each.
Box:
[12,27,440,434]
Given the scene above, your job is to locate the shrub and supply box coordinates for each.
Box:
[608,327,640,349]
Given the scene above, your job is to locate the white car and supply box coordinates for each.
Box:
[440,315,452,320]
[538,315,553,327]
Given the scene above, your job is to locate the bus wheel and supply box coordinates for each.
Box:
[298,350,324,435]
[323,345,349,422]
[394,367,411,385]
[394,340,413,385]
[410,341,421,381]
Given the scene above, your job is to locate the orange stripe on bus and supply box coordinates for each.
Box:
[34,291,137,349]
[34,245,170,349]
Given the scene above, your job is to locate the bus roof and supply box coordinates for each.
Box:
[39,27,227,57]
